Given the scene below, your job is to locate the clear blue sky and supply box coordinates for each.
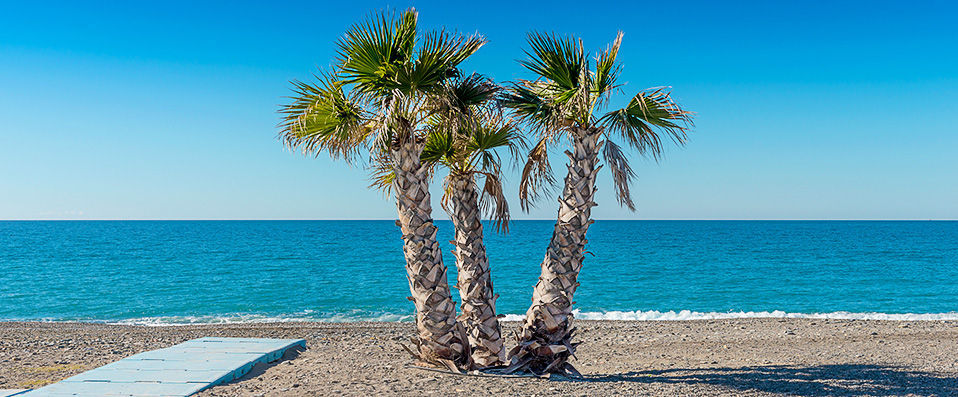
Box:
[1,1,956,220]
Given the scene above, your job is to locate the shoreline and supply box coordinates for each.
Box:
[2,319,957,395]
[6,309,958,327]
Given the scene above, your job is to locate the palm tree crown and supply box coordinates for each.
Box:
[279,9,486,169]
[421,73,523,232]
[502,32,693,211]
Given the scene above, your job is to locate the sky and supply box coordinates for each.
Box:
[1,0,956,220]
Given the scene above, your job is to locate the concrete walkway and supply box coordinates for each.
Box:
[22,337,306,396]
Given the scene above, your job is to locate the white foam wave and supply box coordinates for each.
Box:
[22,310,956,326]
[108,312,414,326]
[502,309,958,322]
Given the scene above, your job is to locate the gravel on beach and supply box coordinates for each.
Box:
[1,319,956,396]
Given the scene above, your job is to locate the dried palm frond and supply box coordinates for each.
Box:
[478,172,510,233]
[518,136,556,212]
[602,139,636,211]
[368,150,395,194]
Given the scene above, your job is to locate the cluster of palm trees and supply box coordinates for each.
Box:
[279,9,692,376]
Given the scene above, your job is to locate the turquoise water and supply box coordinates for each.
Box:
[1,221,956,324]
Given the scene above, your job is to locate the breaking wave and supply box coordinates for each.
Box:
[13,309,957,326]
[109,312,415,326]
[501,309,958,322]
[70,309,958,325]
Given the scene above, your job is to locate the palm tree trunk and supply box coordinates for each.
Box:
[391,138,469,371]
[448,174,506,368]
[508,126,602,376]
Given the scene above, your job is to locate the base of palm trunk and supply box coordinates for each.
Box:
[399,318,473,373]
[504,324,582,377]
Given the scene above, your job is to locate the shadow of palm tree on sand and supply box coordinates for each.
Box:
[571,364,957,396]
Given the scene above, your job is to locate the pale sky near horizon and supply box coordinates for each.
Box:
[1,1,956,220]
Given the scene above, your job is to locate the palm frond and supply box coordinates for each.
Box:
[446,33,486,69]
[521,32,584,91]
[598,87,694,160]
[500,80,569,134]
[501,120,529,170]
[593,31,623,105]
[479,172,510,233]
[400,30,486,95]
[571,42,593,124]
[445,73,498,114]
[468,122,516,153]
[602,139,636,211]
[368,149,395,194]
[336,9,418,98]
[279,71,370,163]
[421,128,456,167]
[518,135,556,212]
[462,115,525,175]
[437,175,456,215]
[425,73,498,140]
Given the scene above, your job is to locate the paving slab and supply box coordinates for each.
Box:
[22,337,305,397]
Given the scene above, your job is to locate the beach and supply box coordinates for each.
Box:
[3,1,957,395]
[2,319,956,396]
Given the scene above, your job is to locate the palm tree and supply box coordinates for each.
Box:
[501,32,694,375]
[421,74,522,368]
[279,9,485,371]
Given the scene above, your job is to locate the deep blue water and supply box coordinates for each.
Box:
[1,221,956,324]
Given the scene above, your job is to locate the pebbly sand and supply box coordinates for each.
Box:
[1,320,956,396]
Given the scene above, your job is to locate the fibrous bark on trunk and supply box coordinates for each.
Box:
[448,175,506,368]
[508,126,602,376]
[392,138,469,371]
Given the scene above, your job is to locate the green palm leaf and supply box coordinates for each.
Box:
[444,73,498,114]
[500,81,566,134]
[279,71,369,163]
[336,9,418,97]
[397,30,486,95]
[421,128,456,166]
[598,87,693,160]
[521,32,584,91]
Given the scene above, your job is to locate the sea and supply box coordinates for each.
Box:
[1,220,956,325]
